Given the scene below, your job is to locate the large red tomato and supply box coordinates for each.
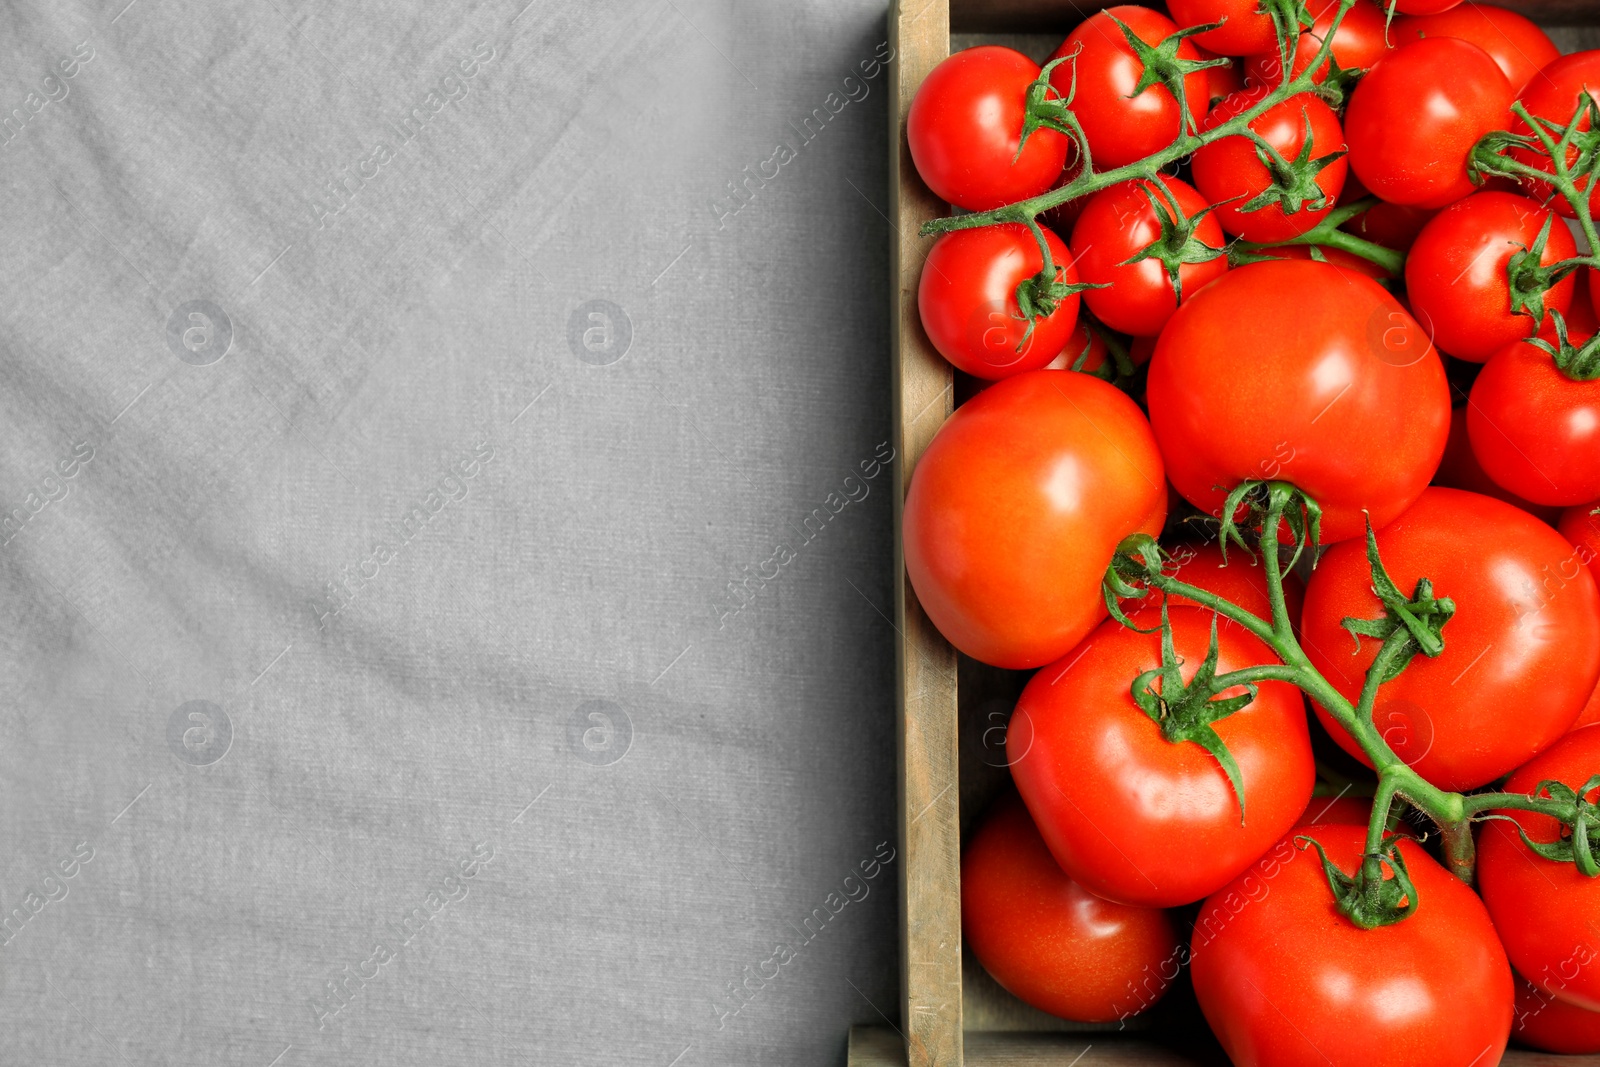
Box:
[961,793,1181,1023]
[1069,177,1227,336]
[1147,259,1451,544]
[906,46,1070,212]
[1167,0,1275,56]
[1469,340,1600,506]
[1345,38,1513,207]
[1515,975,1600,1053]
[1405,192,1576,364]
[1393,3,1559,93]
[903,371,1166,669]
[1479,725,1600,1010]
[1302,487,1600,791]
[918,224,1082,380]
[1192,86,1348,242]
[1049,6,1209,170]
[1433,405,1561,524]
[1512,51,1600,219]
[1008,607,1314,908]
[1243,0,1390,87]
[1192,824,1513,1067]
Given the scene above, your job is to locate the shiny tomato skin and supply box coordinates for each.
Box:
[1242,0,1390,86]
[1148,259,1451,544]
[1516,975,1600,1053]
[1512,51,1600,219]
[1468,341,1600,506]
[1293,794,1372,829]
[1168,0,1275,56]
[1479,725,1600,1010]
[1434,405,1561,524]
[962,793,1182,1023]
[1009,607,1314,908]
[1250,243,1394,280]
[1192,87,1347,242]
[1070,177,1228,336]
[1302,487,1600,791]
[1345,38,1513,207]
[904,371,1167,669]
[1050,7,1209,170]
[1393,3,1559,93]
[1192,824,1513,1067]
[918,224,1082,380]
[1561,501,1600,584]
[1343,199,1437,253]
[907,46,1069,212]
[1405,192,1576,363]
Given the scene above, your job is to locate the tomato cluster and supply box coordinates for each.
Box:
[904,2,1600,1062]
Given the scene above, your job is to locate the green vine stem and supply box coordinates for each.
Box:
[1229,197,1405,275]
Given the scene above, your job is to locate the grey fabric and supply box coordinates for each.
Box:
[0,1,899,1064]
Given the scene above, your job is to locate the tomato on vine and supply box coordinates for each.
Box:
[1166,0,1276,56]
[1433,405,1561,524]
[1468,334,1600,506]
[1511,51,1600,219]
[1242,0,1390,88]
[1392,2,1559,93]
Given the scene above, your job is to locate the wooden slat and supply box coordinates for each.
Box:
[889,2,961,1066]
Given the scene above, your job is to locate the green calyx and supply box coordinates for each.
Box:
[1131,603,1256,822]
[1308,52,1364,112]
[1240,113,1347,219]
[1012,218,1104,352]
[1488,777,1600,877]
[1021,52,1094,173]
[1103,531,1171,630]
[1109,14,1232,139]
[1258,0,1316,52]
[1216,480,1322,576]
[1506,212,1575,330]
[1122,182,1227,303]
[1340,517,1453,675]
[1299,832,1420,929]
[1527,309,1600,382]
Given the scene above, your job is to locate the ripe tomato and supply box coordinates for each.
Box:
[1129,540,1306,623]
[903,371,1166,669]
[1516,975,1600,1053]
[1008,607,1314,908]
[1434,405,1561,524]
[1242,0,1390,86]
[1342,199,1437,254]
[1512,51,1600,219]
[1468,341,1600,506]
[1345,38,1513,207]
[1293,793,1372,829]
[1302,487,1600,791]
[1148,260,1451,544]
[1395,0,1466,13]
[1479,725,1600,1010]
[1167,0,1275,56]
[1250,243,1394,280]
[1192,824,1513,1067]
[906,46,1070,212]
[1192,87,1347,242]
[1561,501,1600,584]
[1070,177,1227,336]
[918,224,1081,380]
[1196,43,1245,105]
[961,793,1182,1023]
[1393,3,1559,93]
[1049,6,1208,170]
[1406,192,1576,364]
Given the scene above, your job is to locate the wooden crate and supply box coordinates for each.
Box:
[863,2,1600,1064]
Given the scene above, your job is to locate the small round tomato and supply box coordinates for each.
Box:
[1434,405,1561,523]
[1468,341,1600,506]
[1393,3,1559,93]
[1009,607,1314,908]
[1479,725,1600,1011]
[904,371,1167,669]
[1512,51,1600,219]
[1243,0,1390,86]
[1192,87,1347,242]
[1561,501,1600,583]
[1148,259,1450,543]
[1168,0,1275,56]
[1516,975,1600,1053]
[1342,199,1437,253]
[1405,192,1576,363]
[1345,37,1512,207]
[1070,177,1227,337]
[918,224,1081,380]
[1302,487,1600,791]
[1049,6,1209,169]
[906,46,1070,212]
[1192,824,1513,1067]
[962,793,1182,1023]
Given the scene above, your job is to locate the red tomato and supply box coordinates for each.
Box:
[1192,824,1513,1067]
[1468,341,1600,506]
[1070,177,1228,337]
[1577,679,1600,730]
[1393,3,1559,93]
[961,793,1182,1023]
[1009,607,1314,908]
[1561,501,1600,584]
[1405,192,1576,364]
[1345,38,1513,207]
[1302,487,1600,791]
[1192,87,1347,242]
[1479,725,1600,1010]
[952,316,1112,405]
[1130,540,1306,623]
[1250,244,1394,281]
[1168,0,1275,56]
[1515,975,1600,1054]
[918,224,1082,380]
[1343,199,1437,254]
[1049,7,1209,170]
[903,371,1167,669]
[1396,0,1466,13]
[1512,51,1600,219]
[1293,793,1372,829]
[906,46,1070,212]
[1148,260,1451,544]
[1195,43,1245,105]
[1434,405,1561,523]
[1243,0,1390,86]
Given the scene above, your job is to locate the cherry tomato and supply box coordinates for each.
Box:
[1192,824,1513,1067]
[1512,51,1600,219]
[904,371,1167,669]
[918,224,1082,380]
[1192,86,1347,242]
[1479,725,1600,1011]
[1009,607,1314,908]
[1148,259,1451,544]
[1242,0,1390,87]
[1393,3,1559,93]
[1342,199,1437,254]
[1405,192,1576,364]
[907,46,1070,212]
[1070,177,1228,337]
[1049,6,1209,170]
[1302,487,1600,791]
[1516,974,1600,1053]
[1345,37,1513,207]
[952,316,1114,405]
[1195,43,1245,105]
[1468,340,1600,506]
[962,793,1182,1023]
[1168,0,1275,56]
[1434,405,1561,524]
